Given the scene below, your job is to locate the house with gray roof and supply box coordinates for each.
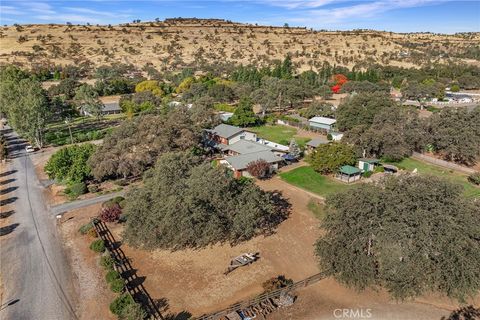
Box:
[219,150,284,178]
[81,102,122,117]
[205,124,257,146]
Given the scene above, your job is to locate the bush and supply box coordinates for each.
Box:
[66,182,87,199]
[114,179,129,187]
[106,270,121,283]
[110,278,125,293]
[246,159,271,178]
[100,204,122,222]
[87,228,98,238]
[100,255,115,270]
[262,275,293,293]
[109,294,135,316]
[90,239,105,253]
[119,303,146,320]
[362,171,373,178]
[88,184,100,193]
[467,172,480,185]
[79,222,93,235]
[374,166,385,173]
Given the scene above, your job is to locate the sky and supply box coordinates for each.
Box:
[0,0,479,33]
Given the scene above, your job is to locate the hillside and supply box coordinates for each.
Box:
[1,18,479,72]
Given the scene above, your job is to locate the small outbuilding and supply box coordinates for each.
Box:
[308,116,337,131]
[358,158,380,172]
[305,137,329,154]
[383,164,398,174]
[336,165,361,183]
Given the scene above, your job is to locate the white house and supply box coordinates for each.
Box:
[308,116,337,131]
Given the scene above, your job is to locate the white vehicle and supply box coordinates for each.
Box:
[25,145,35,153]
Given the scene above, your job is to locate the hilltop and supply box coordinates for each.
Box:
[0,18,479,72]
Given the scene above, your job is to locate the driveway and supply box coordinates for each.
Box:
[0,127,78,319]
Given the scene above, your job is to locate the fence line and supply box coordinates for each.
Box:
[92,219,163,319]
[411,152,476,175]
[197,271,329,320]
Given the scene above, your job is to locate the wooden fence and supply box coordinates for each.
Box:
[197,271,329,320]
[92,219,163,319]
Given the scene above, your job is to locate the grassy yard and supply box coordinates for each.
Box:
[45,114,126,146]
[388,158,480,198]
[249,125,311,147]
[279,166,352,198]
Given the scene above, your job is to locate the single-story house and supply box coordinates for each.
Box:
[305,137,329,154]
[358,158,380,172]
[81,102,122,117]
[205,124,257,146]
[308,116,336,131]
[223,139,287,157]
[336,165,361,183]
[220,150,284,178]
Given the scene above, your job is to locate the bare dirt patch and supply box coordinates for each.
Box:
[59,204,116,320]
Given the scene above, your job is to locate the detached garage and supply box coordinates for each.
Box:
[308,117,336,131]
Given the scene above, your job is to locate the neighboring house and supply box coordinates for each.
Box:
[309,116,336,131]
[205,124,257,146]
[81,102,122,117]
[358,158,380,172]
[305,137,329,154]
[220,150,284,178]
[336,165,361,183]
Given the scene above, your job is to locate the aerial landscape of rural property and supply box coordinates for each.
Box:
[0,1,479,319]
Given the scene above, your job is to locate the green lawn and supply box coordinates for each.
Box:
[387,158,480,198]
[249,125,311,147]
[279,166,352,198]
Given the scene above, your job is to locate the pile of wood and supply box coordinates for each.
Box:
[219,293,296,320]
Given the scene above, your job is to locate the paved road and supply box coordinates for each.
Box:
[50,190,125,216]
[0,127,78,319]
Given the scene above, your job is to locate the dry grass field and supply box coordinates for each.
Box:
[1,18,479,72]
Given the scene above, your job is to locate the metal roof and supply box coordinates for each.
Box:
[210,124,245,139]
[339,165,361,175]
[308,116,337,125]
[306,137,329,148]
[102,102,121,112]
[224,150,283,170]
[224,140,272,155]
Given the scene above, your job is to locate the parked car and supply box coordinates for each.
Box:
[25,145,35,153]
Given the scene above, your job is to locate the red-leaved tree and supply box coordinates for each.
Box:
[100,204,122,222]
[246,160,271,178]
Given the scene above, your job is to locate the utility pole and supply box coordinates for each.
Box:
[65,118,74,145]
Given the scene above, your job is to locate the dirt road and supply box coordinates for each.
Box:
[0,128,77,319]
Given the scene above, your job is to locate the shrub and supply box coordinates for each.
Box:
[110,278,125,293]
[262,275,293,293]
[362,171,373,178]
[374,166,385,173]
[246,159,271,178]
[100,255,115,270]
[114,179,129,187]
[106,270,121,283]
[90,239,105,253]
[79,222,93,235]
[119,303,146,320]
[44,143,96,183]
[87,228,98,238]
[88,184,100,193]
[100,204,122,222]
[66,182,87,199]
[109,294,135,316]
[467,172,480,185]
